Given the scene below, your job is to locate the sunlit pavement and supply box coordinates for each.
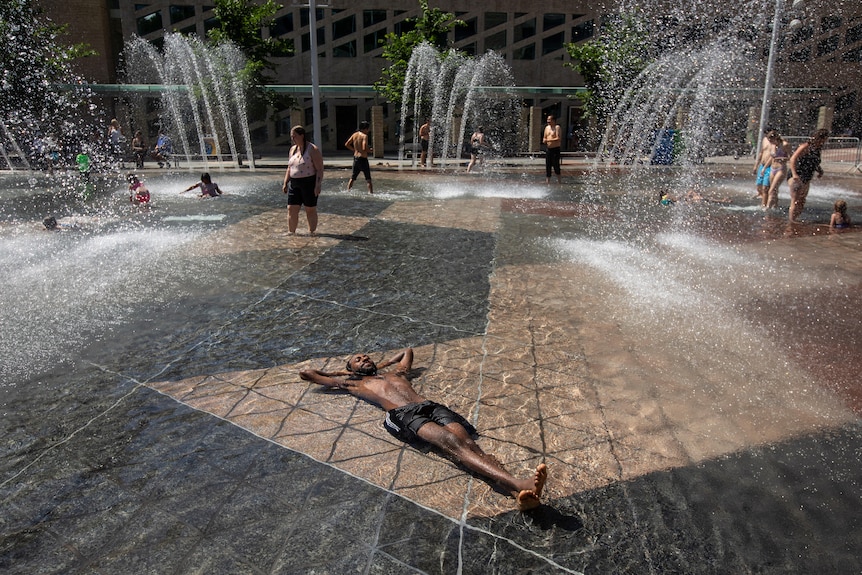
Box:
[1,161,861,574]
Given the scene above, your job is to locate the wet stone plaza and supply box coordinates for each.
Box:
[1,163,861,574]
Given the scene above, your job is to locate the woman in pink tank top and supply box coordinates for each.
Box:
[281,125,324,235]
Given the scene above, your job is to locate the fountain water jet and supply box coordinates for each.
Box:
[123,33,255,171]
[400,43,520,168]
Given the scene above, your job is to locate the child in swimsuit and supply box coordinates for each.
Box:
[830,199,852,229]
[765,132,791,209]
[127,174,151,205]
[659,190,676,205]
[184,172,223,197]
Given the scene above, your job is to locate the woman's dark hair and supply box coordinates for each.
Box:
[201,172,212,184]
[810,128,830,143]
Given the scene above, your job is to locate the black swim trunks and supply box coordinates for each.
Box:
[384,400,477,444]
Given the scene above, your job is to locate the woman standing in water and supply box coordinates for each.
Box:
[281,126,324,235]
[788,128,829,221]
[764,131,792,209]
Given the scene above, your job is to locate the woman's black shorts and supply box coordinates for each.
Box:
[287,174,318,207]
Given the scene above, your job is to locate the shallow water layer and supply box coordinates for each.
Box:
[1,167,861,574]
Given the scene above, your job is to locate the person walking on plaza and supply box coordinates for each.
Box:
[282,125,324,235]
[419,117,432,167]
[345,121,373,194]
[299,348,548,511]
[752,129,775,203]
[543,114,562,184]
[788,128,829,222]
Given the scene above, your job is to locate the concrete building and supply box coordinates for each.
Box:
[41,0,862,154]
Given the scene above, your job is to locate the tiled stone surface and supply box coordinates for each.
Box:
[3,171,862,574]
[147,193,858,527]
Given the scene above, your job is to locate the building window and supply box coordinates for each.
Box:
[846,24,862,45]
[364,30,386,53]
[843,46,862,62]
[514,18,536,43]
[395,19,415,36]
[274,13,293,36]
[301,28,326,51]
[136,12,163,36]
[461,42,476,56]
[301,8,325,27]
[485,12,507,30]
[544,13,565,32]
[333,15,355,40]
[485,30,507,51]
[333,40,356,57]
[836,91,856,112]
[790,25,814,44]
[364,9,386,27]
[789,46,811,62]
[455,17,477,42]
[817,35,839,56]
[821,15,842,32]
[543,31,564,55]
[514,43,535,60]
[571,20,594,43]
[169,5,195,24]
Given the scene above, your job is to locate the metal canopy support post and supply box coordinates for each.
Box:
[309,0,322,148]
[755,0,785,162]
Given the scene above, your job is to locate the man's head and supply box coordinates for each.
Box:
[346,353,377,376]
[359,121,370,132]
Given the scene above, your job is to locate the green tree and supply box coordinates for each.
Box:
[565,14,653,126]
[0,0,93,125]
[374,0,464,104]
[208,0,294,116]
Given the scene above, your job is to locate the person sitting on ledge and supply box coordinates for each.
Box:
[299,347,548,511]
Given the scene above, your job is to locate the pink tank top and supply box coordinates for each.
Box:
[288,144,317,178]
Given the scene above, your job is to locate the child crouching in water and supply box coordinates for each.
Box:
[183,172,223,197]
[128,174,151,205]
[830,199,852,229]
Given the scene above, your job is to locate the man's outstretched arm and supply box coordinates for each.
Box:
[377,348,414,374]
[299,369,352,389]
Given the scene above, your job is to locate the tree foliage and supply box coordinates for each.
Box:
[565,13,653,125]
[0,0,92,123]
[374,0,464,104]
[208,0,294,115]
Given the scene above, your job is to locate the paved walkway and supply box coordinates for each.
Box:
[1,166,861,574]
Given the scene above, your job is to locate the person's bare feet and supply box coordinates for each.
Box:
[516,464,547,511]
[533,463,547,498]
[517,489,540,510]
